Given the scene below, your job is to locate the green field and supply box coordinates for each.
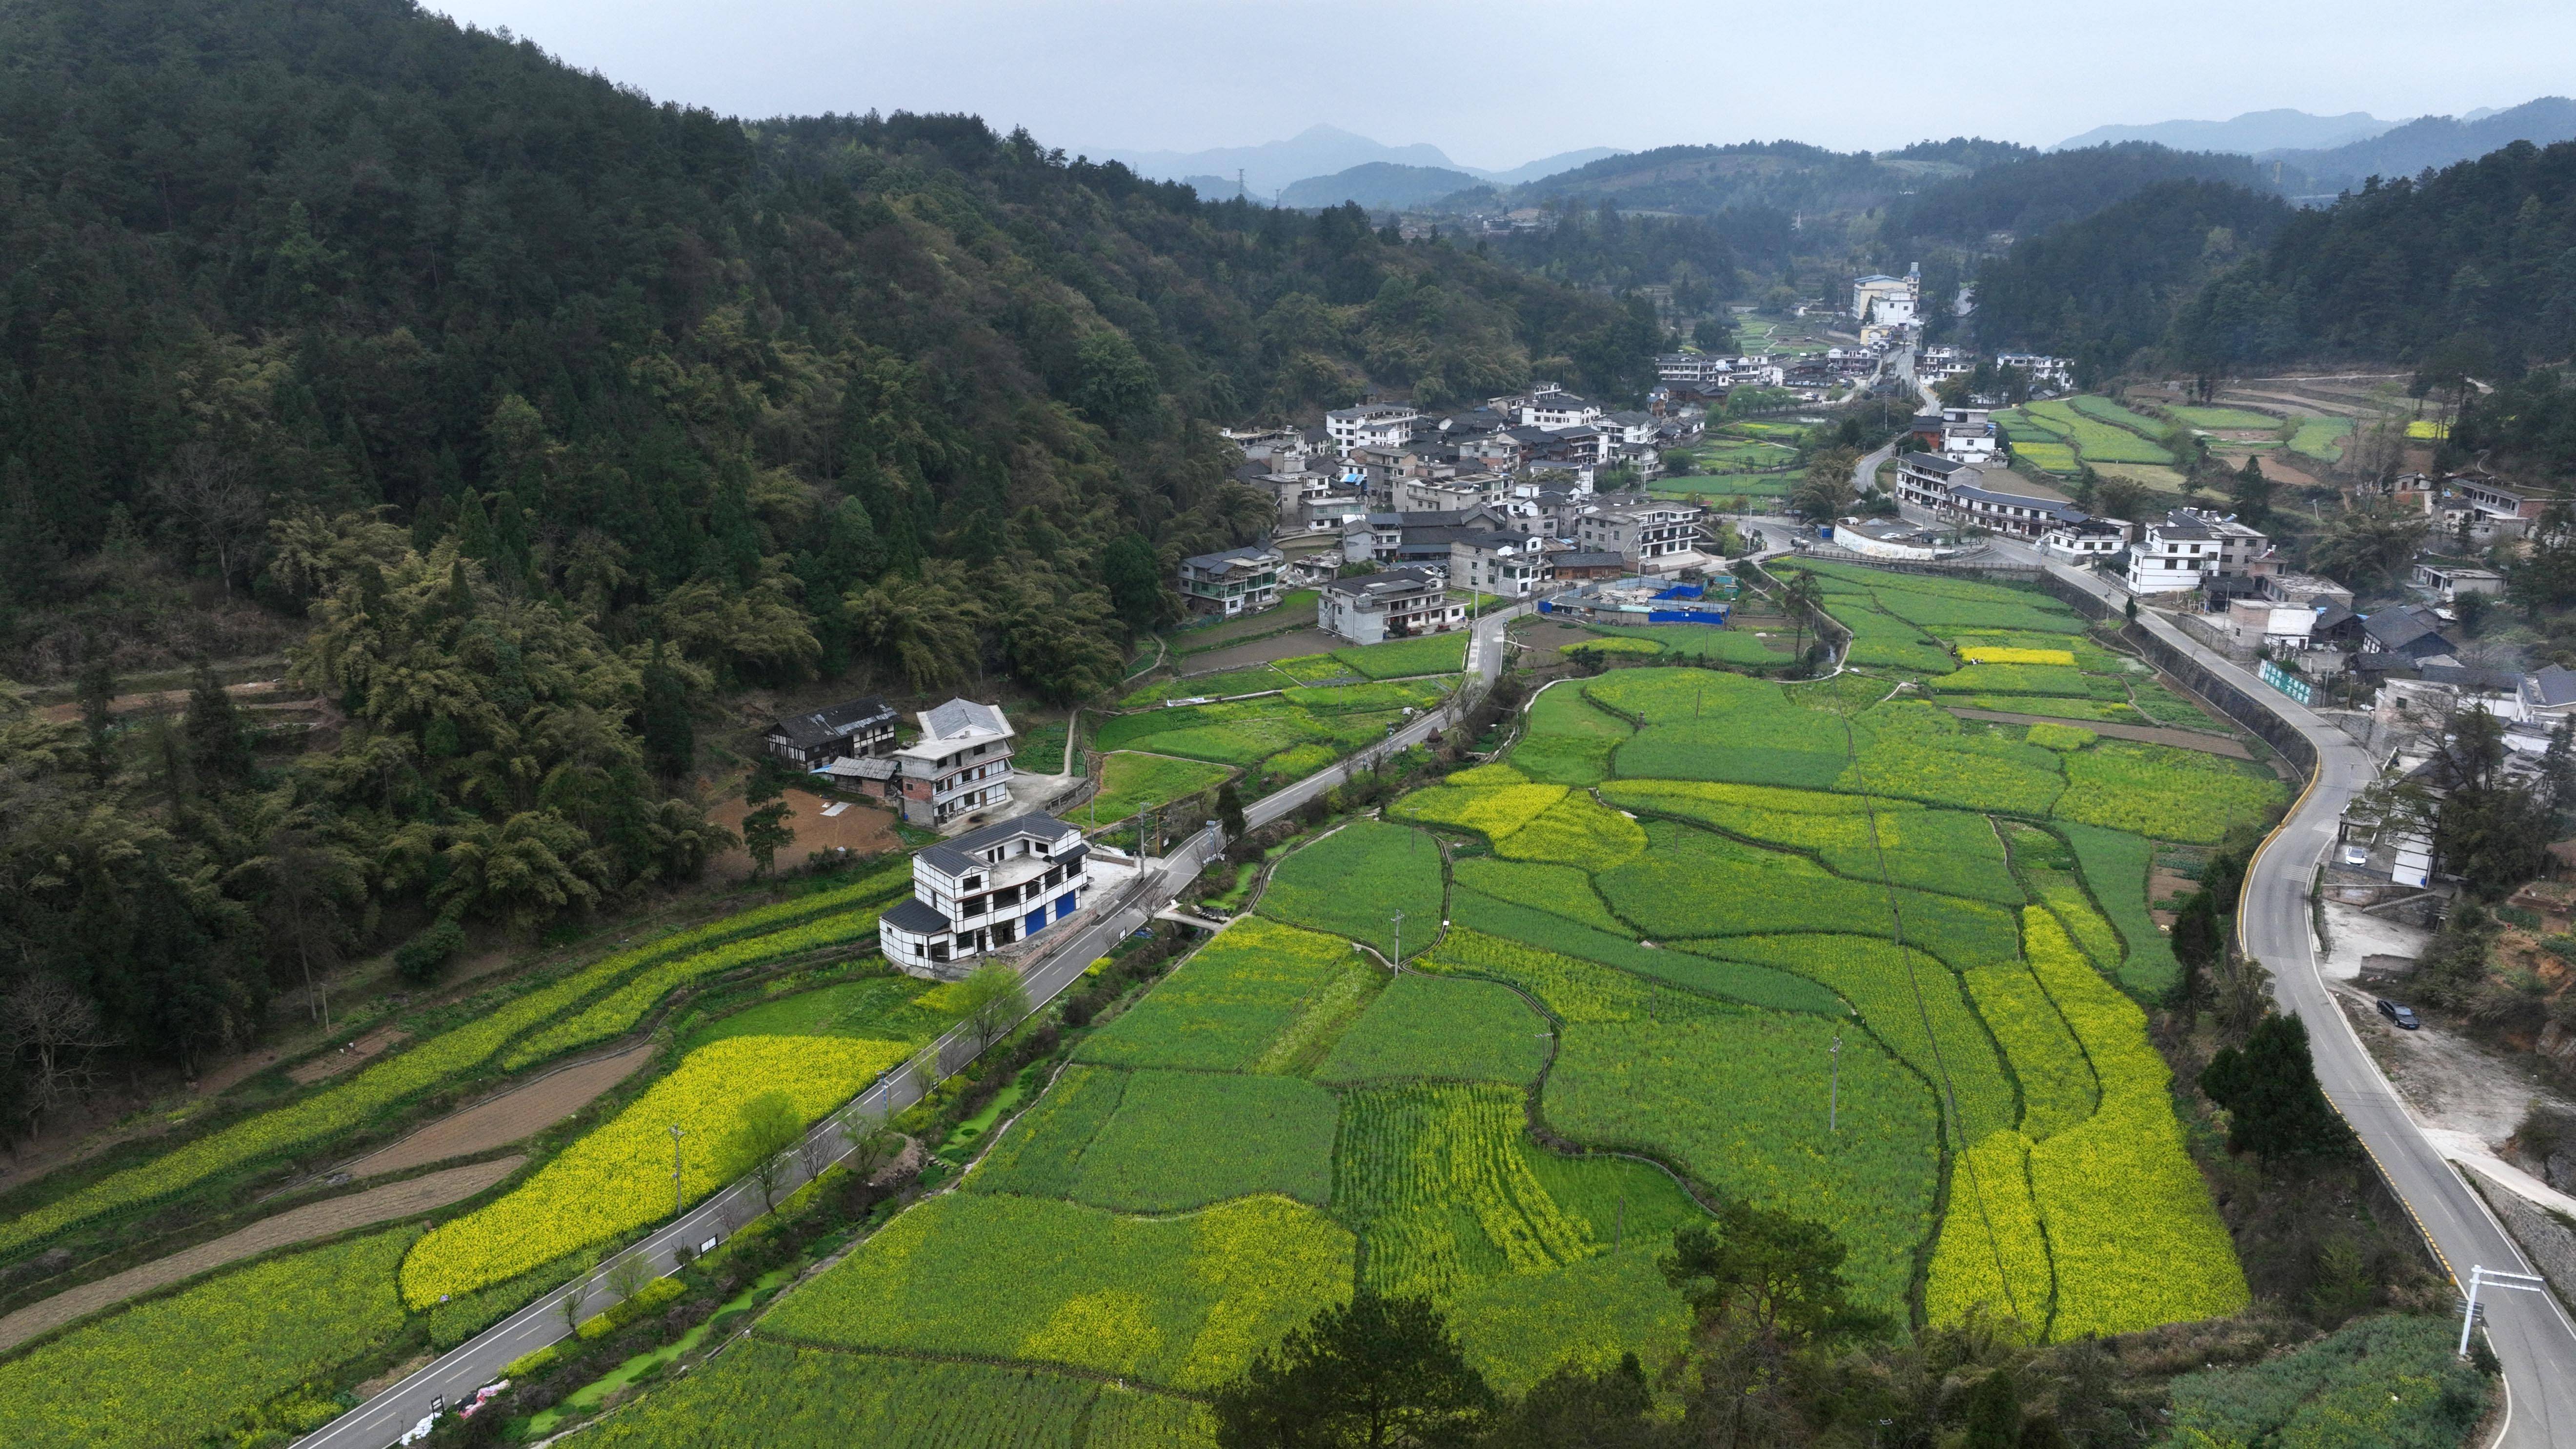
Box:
[2288,415,2354,460]
[1086,751,1233,826]
[2010,440,2079,474]
[2014,399,2175,466]
[1090,677,1449,775]
[2167,405,2282,431]
[575,566,2268,1441]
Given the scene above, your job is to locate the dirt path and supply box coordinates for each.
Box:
[0,1156,522,1351]
[288,1024,412,1085]
[1940,706,2253,758]
[342,1046,651,1180]
[33,678,295,725]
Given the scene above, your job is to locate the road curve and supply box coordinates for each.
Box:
[2042,563,2576,1449]
[300,606,1520,1449]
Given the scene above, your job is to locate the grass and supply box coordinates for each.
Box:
[1076,918,1357,1072]
[1087,751,1234,826]
[760,1191,1354,1390]
[1117,666,1290,706]
[401,1035,906,1305]
[1314,973,1551,1086]
[2161,1314,2489,1449]
[0,1228,419,1449]
[1256,821,1446,959]
[1010,718,1076,772]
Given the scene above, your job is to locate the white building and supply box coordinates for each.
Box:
[1938,407,1999,463]
[1317,566,1466,644]
[2125,509,2270,595]
[1448,530,1549,597]
[1325,404,1420,455]
[1518,392,1603,428]
[1891,453,2080,539]
[1831,516,1953,561]
[2039,516,2131,563]
[1176,544,1284,616]
[877,814,1088,977]
[1655,353,1730,384]
[1852,270,1919,326]
[1992,353,2073,390]
[1576,501,1706,569]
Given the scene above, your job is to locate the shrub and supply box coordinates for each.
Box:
[2161,1314,2490,1449]
[395,913,466,983]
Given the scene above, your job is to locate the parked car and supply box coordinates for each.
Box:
[2376,998,2420,1030]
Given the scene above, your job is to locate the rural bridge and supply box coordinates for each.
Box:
[298,605,1520,1449]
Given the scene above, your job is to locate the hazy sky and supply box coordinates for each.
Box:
[428,0,2576,167]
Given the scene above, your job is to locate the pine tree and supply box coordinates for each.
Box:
[2169,889,2223,1026]
[2199,1013,2358,1162]
[182,660,255,786]
[640,642,695,780]
[1959,1368,2021,1449]
[77,653,117,785]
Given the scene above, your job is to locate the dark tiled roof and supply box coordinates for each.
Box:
[881,896,949,933]
[2362,605,2447,648]
[917,812,1080,877]
[765,697,896,750]
[2528,664,2576,707]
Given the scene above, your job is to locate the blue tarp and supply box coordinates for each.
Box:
[1537,599,1558,613]
[1645,606,1730,624]
[1651,583,1705,601]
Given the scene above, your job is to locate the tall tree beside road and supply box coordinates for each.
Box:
[2199,1015,2358,1164]
[2307,498,2430,591]
[1212,1290,1495,1449]
[1788,448,1860,521]
[957,962,1031,1053]
[728,1089,804,1213]
[740,764,796,881]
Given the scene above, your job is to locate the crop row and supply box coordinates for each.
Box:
[2019,909,2248,1337]
[759,1191,1355,1391]
[1076,916,1358,1073]
[1492,792,1647,868]
[1332,632,1469,679]
[1961,962,2097,1140]
[0,1227,419,1449]
[501,903,904,1068]
[1255,821,1445,959]
[401,1033,908,1305]
[1923,1128,2054,1330]
[1930,663,2114,699]
[1958,645,2074,665]
[1843,702,2067,816]
[1390,780,1568,839]
[1335,1083,1596,1302]
[0,868,910,1260]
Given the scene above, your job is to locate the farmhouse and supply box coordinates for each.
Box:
[818,697,1017,827]
[1325,404,1419,455]
[1540,575,1730,626]
[1892,453,2080,539]
[2410,561,2504,603]
[1448,530,1549,597]
[1318,567,1466,644]
[762,695,898,769]
[1176,544,1284,616]
[2446,468,2546,533]
[2038,516,2130,563]
[877,813,1089,976]
[2123,509,2268,595]
[1575,500,1707,570]
[1517,391,1603,428]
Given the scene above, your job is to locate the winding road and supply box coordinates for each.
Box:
[298,606,1520,1449]
[2031,554,2576,1449]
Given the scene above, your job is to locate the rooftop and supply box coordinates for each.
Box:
[765,696,896,750]
[919,698,1013,745]
[916,812,1082,878]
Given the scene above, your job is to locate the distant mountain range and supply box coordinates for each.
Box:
[2053,109,2393,155]
[2262,97,2576,194]
[1099,124,1621,202]
[1278,162,1488,211]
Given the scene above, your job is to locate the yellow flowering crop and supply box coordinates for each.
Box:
[1959,646,2075,665]
[400,1034,908,1306]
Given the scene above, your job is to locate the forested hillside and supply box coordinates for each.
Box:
[2172,138,2576,373]
[1879,142,2269,252]
[0,0,1656,1127]
[1970,180,2294,382]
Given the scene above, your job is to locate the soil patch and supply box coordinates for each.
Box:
[1175,627,1345,673]
[2332,986,2576,1147]
[1940,707,2252,758]
[289,1024,413,1085]
[706,788,899,880]
[0,1156,521,1351]
[344,1046,652,1180]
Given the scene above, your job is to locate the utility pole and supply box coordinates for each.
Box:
[1829,1035,1841,1133]
[2457,1265,2545,1357]
[1390,909,1404,973]
[1615,1193,1625,1252]
[669,1124,686,1218]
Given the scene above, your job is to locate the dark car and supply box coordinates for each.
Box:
[2376,998,2420,1030]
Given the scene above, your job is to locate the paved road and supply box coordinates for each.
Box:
[301,606,1520,1448]
[2039,563,2576,1448]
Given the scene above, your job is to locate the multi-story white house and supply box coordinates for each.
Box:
[1852,269,1919,326]
[2038,516,2132,563]
[1576,501,1705,569]
[1324,404,1420,456]
[1448,530,1548,597]
[1992,353,2073,390]
[1892,453,2080,539]
[1317,567,1465,644]
[2124,509,2270,595]
[819,698,1017,827]
[1176,544,1284,616]
[877,813,1088,976]
[1518,392,1603,428]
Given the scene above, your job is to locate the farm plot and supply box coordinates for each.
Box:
[1333,633,1468,679]
[682,973,959,1050]
[2057,825,2176,997]
[1842,702,2067,816]
[2020,910,2247,1337]
[2168,405,2282,431]
[1579,624,1799,668]
[1314,973,1551,1086]
[1390,779,1567,842]
[1929,663,2109,699]
[759,1192,1354,1390]
[1335,1083,1598,1301]
[1118,664,1292,706]
[1255,822,1445,959]
[1078,917,1356,1072]
[1022,1070,1339,1213]
[1449,902,1841,1014]
[1924,1128,2053,1330]
[1512,684,1633,785]
[0,1228,419,1449]
[1085,752,1234,827]
[2054,740,2284,844]
[1598,671,1856,787]
[2022,399,2174,466]
[575,1340,1142,1449]
[2288,416,2352,461]
[400,1034,907,1305]
[2011,441,2079,474]
[1451,857,1627,933]
[1600,779,2021,905]
[0,869,912,1262]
